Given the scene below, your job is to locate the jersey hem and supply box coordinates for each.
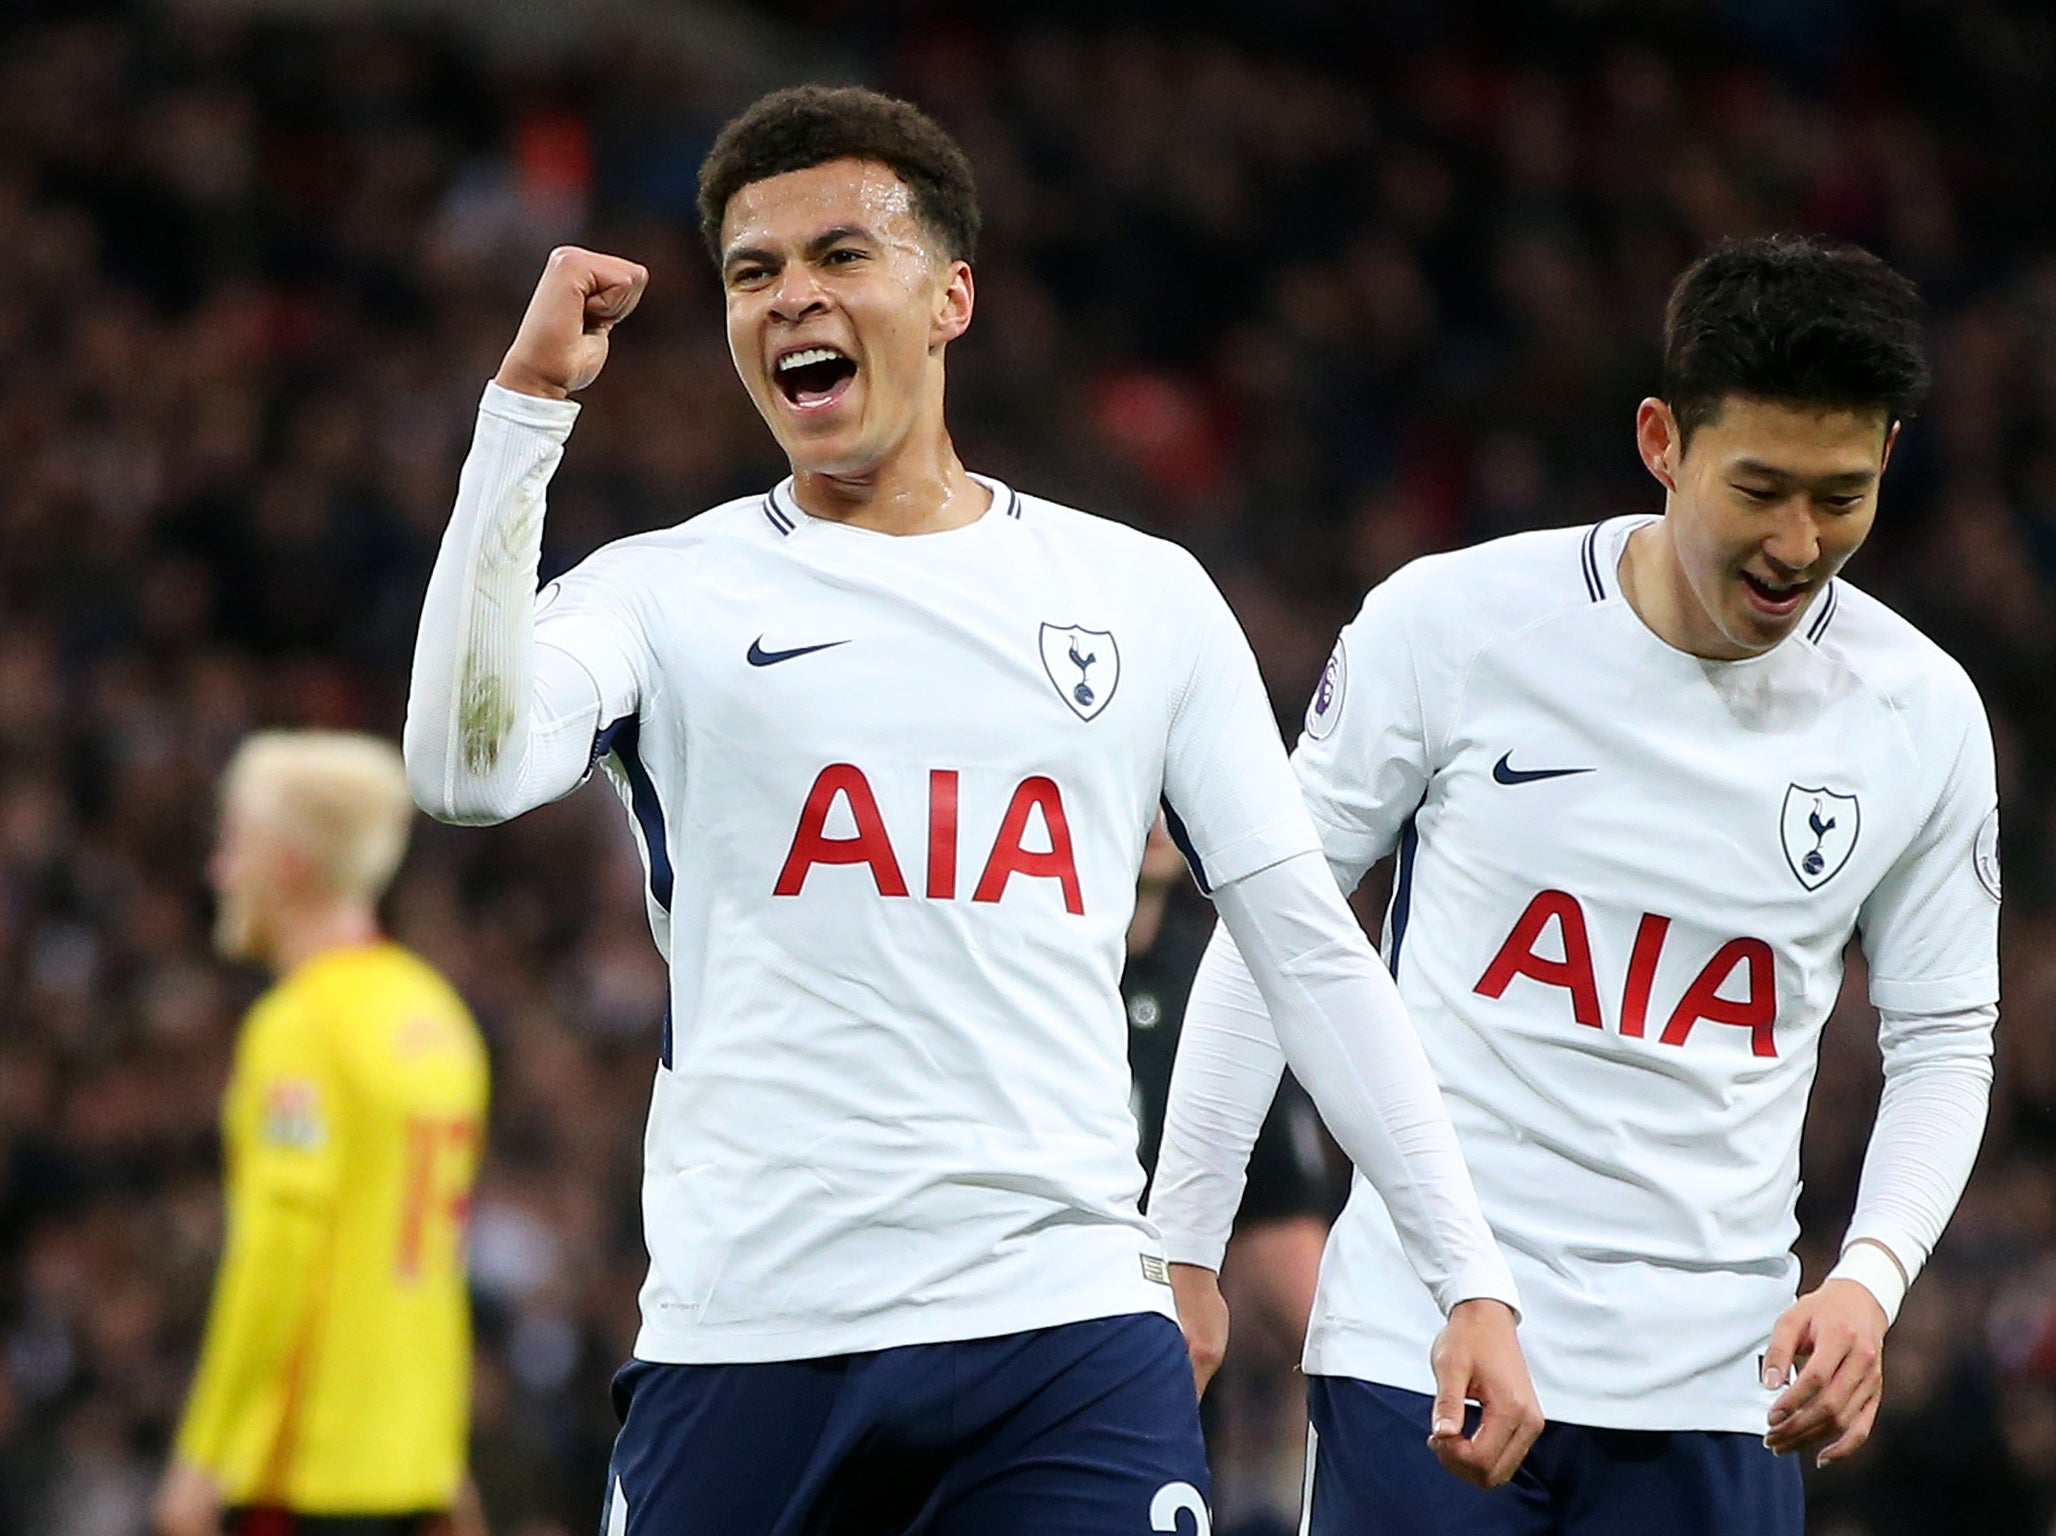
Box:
[238,1493,461,1517]
[1301,1345,1780,1435]
[632,1286,1178,1365]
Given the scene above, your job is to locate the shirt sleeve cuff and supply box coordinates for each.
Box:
[481,379,582,435]
[1157,1229,1231,1273]
[1828,1238,1910,1327]
[1436,1259,1524,1323]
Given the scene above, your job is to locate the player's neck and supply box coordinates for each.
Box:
[267,901,383,977]
[1620,519,1753,662]
[789,428,990,535]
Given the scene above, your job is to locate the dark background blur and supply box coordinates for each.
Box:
[2,1,2055,1532]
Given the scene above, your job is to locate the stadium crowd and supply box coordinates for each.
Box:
[3,1,2056,1531]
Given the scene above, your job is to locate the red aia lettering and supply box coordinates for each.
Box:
[928,769,959,900]
[1474,889,1603,1029]
[1661,938,1777,1058]
[972,776,1084,915]
[776,765,1083,914]
[1474,891,1778,1057]
[774,763,911,898]
[1619,913,1670,1039]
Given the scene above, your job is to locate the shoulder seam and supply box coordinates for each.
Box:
[1415,534,1619,756]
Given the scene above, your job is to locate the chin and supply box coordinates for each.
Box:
[1723,614,1795,656]
[780,430,878,479]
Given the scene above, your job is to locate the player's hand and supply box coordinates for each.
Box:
[1169,1261,1230,1397]
[152,1459,223,1536]
[1762,1278,1888,1465]
[496,246,650,399]
[1427,1298,1544,1489]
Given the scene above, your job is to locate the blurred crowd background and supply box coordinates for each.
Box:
[3,0,2056,1532]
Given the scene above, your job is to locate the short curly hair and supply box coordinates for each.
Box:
[697,85,980,265]
[1662,235,1929,447]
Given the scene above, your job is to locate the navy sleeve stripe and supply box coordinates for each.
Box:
[1386,809,1422,978]
[1159,797,1211,895]
[593,714,675,912]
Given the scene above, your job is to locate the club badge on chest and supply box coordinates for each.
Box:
[1040,624,1119,721]
[1781,784,1860,889]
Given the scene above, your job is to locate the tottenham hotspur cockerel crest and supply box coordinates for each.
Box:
[1780,784,1860,890]
[1039,624,1119,721]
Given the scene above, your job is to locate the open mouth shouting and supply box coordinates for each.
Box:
[774,345,858,413]
[1738,568,1814,618]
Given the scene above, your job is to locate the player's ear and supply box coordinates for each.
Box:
[1880,418,1902,474]
[933,259,973,348]
[1635,397,1681,493]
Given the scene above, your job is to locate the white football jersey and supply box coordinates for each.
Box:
[1296,516,2000,1431]
[535,477,1321,1363]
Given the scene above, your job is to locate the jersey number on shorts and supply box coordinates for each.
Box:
[1150,1482,1211,1534]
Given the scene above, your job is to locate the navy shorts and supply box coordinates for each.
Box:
[1304,1377,1803,1536]
[602,1313,1211,1536]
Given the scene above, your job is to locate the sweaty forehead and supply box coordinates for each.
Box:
[720,158,922,253]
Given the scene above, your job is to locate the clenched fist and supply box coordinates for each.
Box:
[495,246,650,399]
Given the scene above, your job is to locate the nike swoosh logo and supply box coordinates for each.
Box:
[1492,752,1594,786]
[747,637,849,667]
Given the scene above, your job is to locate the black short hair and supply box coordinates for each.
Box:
[1661,235,1929,446]
[697,85,979,265]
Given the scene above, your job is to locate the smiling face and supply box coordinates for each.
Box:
[719,157,973,479]
[1636,394,1894,659]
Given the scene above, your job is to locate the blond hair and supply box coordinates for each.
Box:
[224,731,416,900]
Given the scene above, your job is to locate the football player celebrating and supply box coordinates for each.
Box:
[1153,236,2000,1536]
[405,86,1538,1534]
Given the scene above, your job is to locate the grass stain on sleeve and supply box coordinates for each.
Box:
[458,661,514,774]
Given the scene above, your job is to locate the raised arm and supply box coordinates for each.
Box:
[404,247,649,824]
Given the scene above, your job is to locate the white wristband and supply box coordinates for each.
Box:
[1828,1240,1909,1327]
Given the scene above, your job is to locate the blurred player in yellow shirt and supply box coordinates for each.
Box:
[155,732,490,1536]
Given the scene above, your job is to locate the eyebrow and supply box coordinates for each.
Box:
[722,225,878,271]
[1730,459,1878,487]
[805,225,874,256]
